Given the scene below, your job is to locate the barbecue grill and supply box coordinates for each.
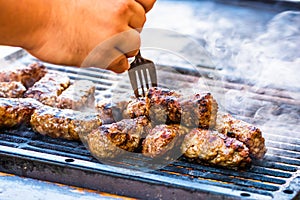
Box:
[1,0,300,199]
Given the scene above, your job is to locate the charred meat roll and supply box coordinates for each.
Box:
[181,128,251,168]
[57,80,95,110]
[123,97,147,119]
[0,98,43,128]
[0,81,26,98]
[86,117,150,159]
[180,93,218,129]
[142,124,188,158]
[96,97,147,124]
[146,87,182,124]
[215,113,267,159]
[24,72,70,106]
[30,105,102,140]
[95,99,128,124]
[0,62,47,88]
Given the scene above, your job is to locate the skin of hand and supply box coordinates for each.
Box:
[0,0,156,73]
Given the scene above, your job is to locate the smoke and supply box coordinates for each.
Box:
[145,1,300,137]
[224,11,300,136]
[232,11,300,91]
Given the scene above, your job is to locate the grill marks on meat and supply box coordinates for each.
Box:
[123,97,147,119]
[145,88,218,128]
[95,100,129,124]
[30,106,102,140]
[95,97,147,124]
[57,80,95,110]
[0,98,43,128]
[216,113,267,159]
[181,129,251,168]
[87,125,124,159]
[181,93,218,129]
[0,81,26,98]
[0,63,100,140]
[106,117,150,152]
[146,87,182,124]
[0,63,47,88]
[24,72,70,106]
[142,124,188,159]
[96,87,218,129]
[86,117,151,159]
[93,87,266,168]
[0,96,101,141]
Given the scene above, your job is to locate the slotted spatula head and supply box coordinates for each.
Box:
[128,51,157,97]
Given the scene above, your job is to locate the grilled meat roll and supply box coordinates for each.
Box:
[215,113,267,159]
[146,87,182,124]
[57,80,95,110]
[142,124,188,158]
[30,105,102,140]
[0,81,26,98]
[180,93,218,129]
[123,97,147,119]
[24,72,70,106]
[95,99,128,124]
[145,88,218,128]
[181,128,251,168]
[0,98,43,128]
[0,62,47,88]
[86,117,150,159]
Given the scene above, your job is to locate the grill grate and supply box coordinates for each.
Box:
[0,50,299,199]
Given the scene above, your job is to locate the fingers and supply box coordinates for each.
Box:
[135,0,156,13]
[114,29,141,57]
[128,1,146,29]
[81,29,141,73]
[82,46,129,73]
[109,0,156,71]
[81,0,156,73]
[107,29,141,72]
[106,54,129,73]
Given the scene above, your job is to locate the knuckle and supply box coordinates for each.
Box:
[115,0,133,16]
[141,0,156,12]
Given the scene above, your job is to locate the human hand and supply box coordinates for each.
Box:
[4,0,156,73]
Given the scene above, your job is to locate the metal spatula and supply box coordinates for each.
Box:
[128,50,157,97]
